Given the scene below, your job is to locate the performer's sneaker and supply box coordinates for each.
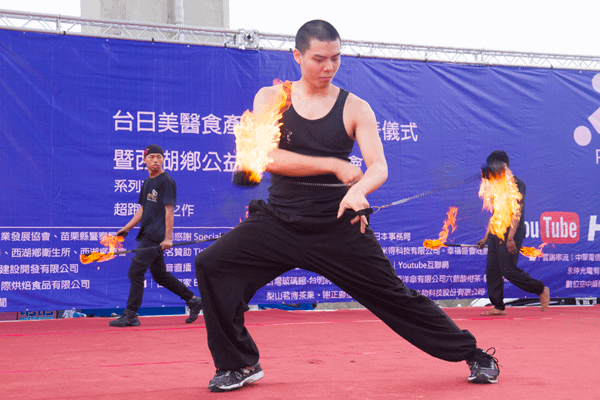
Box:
[467,348,499,383]
[185,297,202,324]
[208,362,264,392]
[109,309,140,327]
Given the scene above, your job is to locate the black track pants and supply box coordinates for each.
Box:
[486,235,545,311]
[195,200,478,369]
[126,238,195,312]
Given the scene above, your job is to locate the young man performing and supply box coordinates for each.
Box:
[195,20,499,392]
[109,144,202,327]
[477,150,550,315]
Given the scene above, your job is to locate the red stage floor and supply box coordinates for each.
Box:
[1,305,599,399]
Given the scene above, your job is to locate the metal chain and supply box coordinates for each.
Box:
[370,174,480,213]
[286,174,479,214]
[292,181,350,188]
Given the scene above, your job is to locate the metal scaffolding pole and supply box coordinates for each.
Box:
[1,9,600,71]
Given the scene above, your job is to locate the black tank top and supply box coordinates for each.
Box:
[267,88,355,216]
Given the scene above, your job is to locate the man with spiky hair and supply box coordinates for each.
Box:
[477,150,550,315]
[196,20,499,392]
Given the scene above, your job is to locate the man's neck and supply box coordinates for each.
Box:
[295,79,334,98]
[148,170,164,179]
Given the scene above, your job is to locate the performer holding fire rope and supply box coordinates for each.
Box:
[195,20,499,392]
[108,144,202,327]
[476,150,550,316]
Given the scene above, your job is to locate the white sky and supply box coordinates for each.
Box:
[0,0,598,57]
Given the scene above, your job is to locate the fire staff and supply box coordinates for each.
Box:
[476,150,550,315]
[109,144,202,327]
[195,20,500,393]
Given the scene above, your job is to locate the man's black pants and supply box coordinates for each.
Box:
[486,235,545,311]
[126,238,195,312]
[195,200,478,370]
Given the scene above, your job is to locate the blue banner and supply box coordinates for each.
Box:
[1,29,599,311]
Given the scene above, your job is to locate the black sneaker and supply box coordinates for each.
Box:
[109,309,140,327]
[467,348,499,383]
[208,362,264,392]
[185,297,202,324]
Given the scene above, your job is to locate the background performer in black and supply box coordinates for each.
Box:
[477,150,550,316]
[109,144,202,327]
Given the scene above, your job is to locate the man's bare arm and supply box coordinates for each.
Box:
[337,94,388,233]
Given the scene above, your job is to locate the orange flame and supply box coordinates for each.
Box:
[80,234,125,264]
[478,166,522,240]
[423,207,458,250]
[234,79,292,184]
[520,243,546,259]
[239,206,250,223]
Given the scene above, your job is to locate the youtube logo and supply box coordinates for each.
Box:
[540,212,579,244]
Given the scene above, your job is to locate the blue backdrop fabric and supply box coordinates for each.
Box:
[1,29,599,311]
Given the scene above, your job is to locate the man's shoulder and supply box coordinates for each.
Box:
[256,82,290,101]
[343,91,375,123]
[513,175,525,185]
[160,171,176,185]
[344,90,370,109]
[257,84,281,96]
[513,175,526,194]
[254,83,292,113]
[141,176,151,188]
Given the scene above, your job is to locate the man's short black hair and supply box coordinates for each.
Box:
[295,20,341,54]
[486,150,510,166]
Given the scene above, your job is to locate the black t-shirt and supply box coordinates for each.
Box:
[136,172,176,243]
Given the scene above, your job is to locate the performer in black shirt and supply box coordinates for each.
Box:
[477,150,550,316]
[109,144,202,327]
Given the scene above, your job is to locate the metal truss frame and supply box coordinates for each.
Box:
[2,9,600,71]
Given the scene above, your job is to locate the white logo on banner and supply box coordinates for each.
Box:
[573,74,600,158]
